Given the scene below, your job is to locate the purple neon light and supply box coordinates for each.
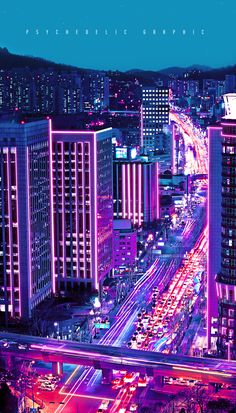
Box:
[140,105,144,147]
[93,133,98,290]
[138,163,142,226]
[81,143,86,280]
[127,163,131,219]
[221,122,236,126]
[75,143,79,279]
[122,164,126,218]
[207,126,222,348]
[156,162,160,219]
[26,147,32,300]
[52,128,112,135]
[133,163,136,225]
[172,124,176,174]
[61,142,66,279]
[221,133,236,138]
[49,120,56,293]
[88,141,92,283]
[6,149,14,316]
[15,148,21,316]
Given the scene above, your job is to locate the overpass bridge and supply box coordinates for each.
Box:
[0,332,236,386]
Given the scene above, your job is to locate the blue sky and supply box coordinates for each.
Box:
[1,0,236,71]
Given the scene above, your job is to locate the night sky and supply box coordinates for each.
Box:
[1,0,236,71]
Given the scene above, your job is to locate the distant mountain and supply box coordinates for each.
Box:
[0,47,93,73]
[0,48,236,82]
[158,64,212,76]
[124,68,169,84]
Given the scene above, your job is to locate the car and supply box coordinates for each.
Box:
[99,400,110,410]
[138,376,148,387]
[18,344,27,350]
[123,373,134,383]
[129,403,138,411]
[0,340,8,347]
[128,384,136,393]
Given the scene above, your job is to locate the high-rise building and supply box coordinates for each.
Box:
[225,75,236,94]
[113,219,137,270]
[113,151,159,227]
[0,118,52,321]
[207,125,222,349]
[82,73,109,112]
[141,87,169,153]
[51,126,113,293]
[0,68,82,115]
[215,94,236,358]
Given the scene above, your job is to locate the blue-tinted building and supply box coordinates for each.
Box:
[0,118,52,320]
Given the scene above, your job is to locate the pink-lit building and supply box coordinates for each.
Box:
[207,125,222,349]
[50,126,113,293]
[208,95,236,358]
[113,156,159,227]
[0,118,52,320]
[113,219,137,270]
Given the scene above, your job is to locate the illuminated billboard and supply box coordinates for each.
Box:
[116,147,128,159]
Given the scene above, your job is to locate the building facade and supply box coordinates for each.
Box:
[0,119,52,320]
[113,219,137,270]
[51,126,113,293]
[141,87,169,153]
[113,155,159,227]
[207,125,222,349]
[215,94,236,358]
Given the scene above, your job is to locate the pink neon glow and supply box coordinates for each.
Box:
[61,142,65,279]
[207,127,216,347]
[138,164,142,226]
[56,362,62,376]
[30,344,100,358]
[156,162,160,219]
[127,164,131,219]
[93,133,98,290]
[221,122,236,127]
[221,133,236,138]
[26,147,32,300]
[75,143,79,279]
[81,144,85,280]
[49,120,56,293]
[6,149,13,316]
[172,124,176,174]
[140,105,144,147]
[122,164,126,218]
[15,149,21,316]
[88,141,92,284]
[206,128,211,349]
[133,163,136,225]
[52,128,112,135]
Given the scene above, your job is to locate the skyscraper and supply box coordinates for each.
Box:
[215,94,236,358]
[113,151,159,227]
[207,125,222,349]
[82,73,109,112]
[51,125,113,293]
[141,87,169,153]
[0,118,52,321]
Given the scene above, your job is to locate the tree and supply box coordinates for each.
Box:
[0,383,18,413]
[207,398,231,413]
